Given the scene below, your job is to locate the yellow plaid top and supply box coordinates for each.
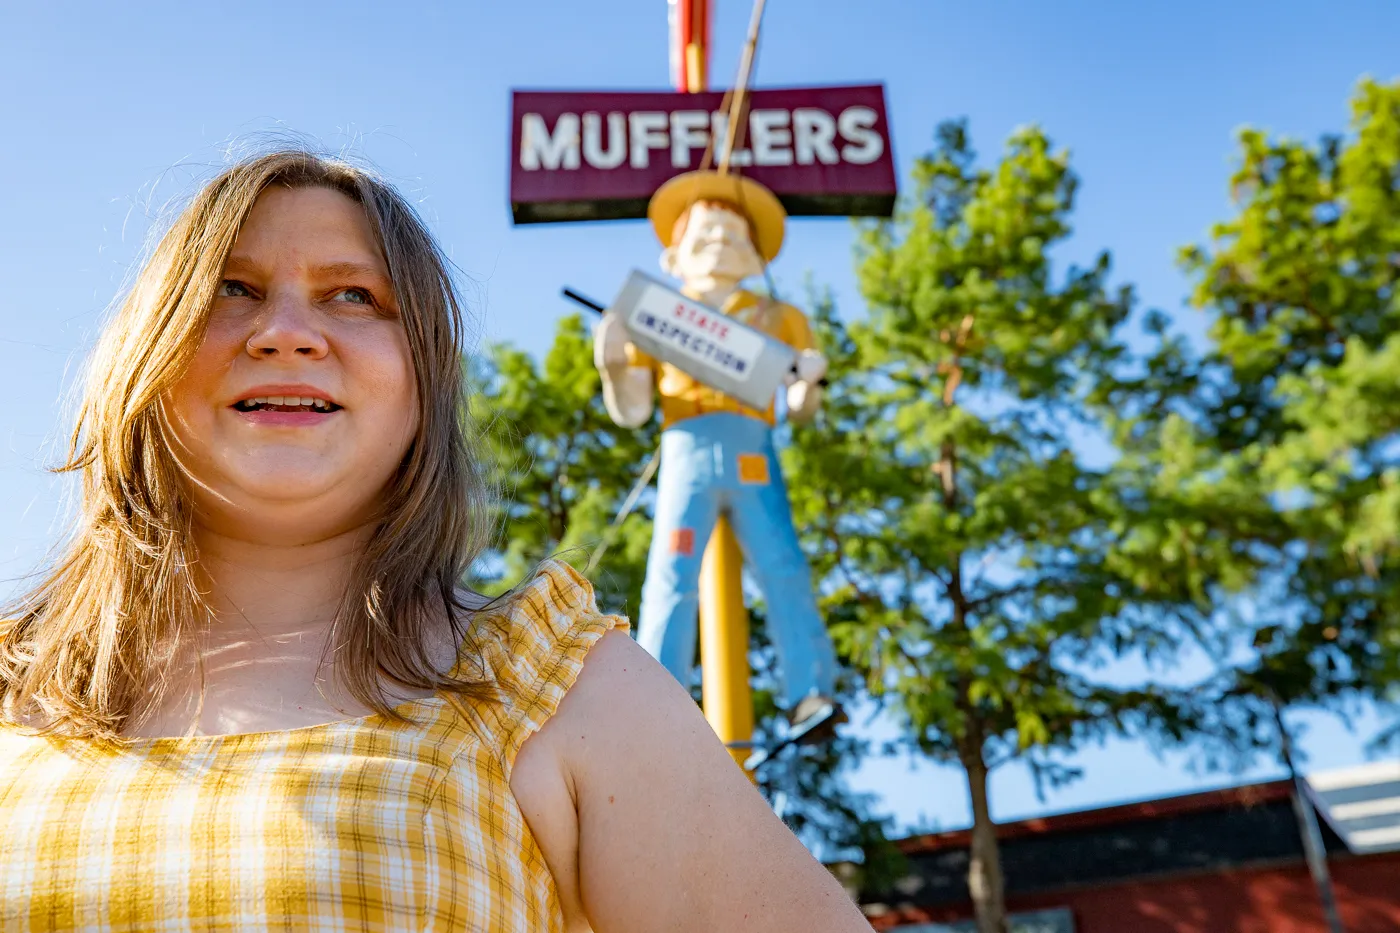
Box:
[0,560,629,933]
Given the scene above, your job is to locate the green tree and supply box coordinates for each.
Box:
[472,311,899,876]
[470,312,657,612]
[787,122,1219,933]
[1173,78,1400,750]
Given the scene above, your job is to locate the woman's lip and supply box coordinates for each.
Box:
[234,409,340,427]
[233,385,339,405]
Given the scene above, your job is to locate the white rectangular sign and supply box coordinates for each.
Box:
[609,271,797,412]
[627,283,767,384]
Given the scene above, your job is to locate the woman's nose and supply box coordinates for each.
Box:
[244,291,329,359]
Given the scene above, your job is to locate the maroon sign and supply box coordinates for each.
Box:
[509,84,896,224]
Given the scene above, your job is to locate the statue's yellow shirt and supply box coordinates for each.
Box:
[626,289,816,430]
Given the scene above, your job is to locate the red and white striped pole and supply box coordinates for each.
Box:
[671,0,762,774]
[669,0,711,93]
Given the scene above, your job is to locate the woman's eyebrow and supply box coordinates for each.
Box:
[313,261,392,284]
[221,254,261,276]
[218,256,393,287]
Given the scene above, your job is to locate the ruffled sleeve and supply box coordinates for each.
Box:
[472,559,632,778]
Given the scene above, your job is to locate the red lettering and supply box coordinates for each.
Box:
[664,303,735,340]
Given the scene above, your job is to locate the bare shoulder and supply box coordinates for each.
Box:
[520,630,869,933]
[508,631,673,931]
[552,628,698,743]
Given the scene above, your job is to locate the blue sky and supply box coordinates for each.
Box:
[3,1,1399,835]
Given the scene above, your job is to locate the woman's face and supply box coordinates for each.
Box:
[167,185,418,542]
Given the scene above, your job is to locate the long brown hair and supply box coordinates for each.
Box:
[0,150,498,740]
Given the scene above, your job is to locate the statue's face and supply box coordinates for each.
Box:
[663,202,764,284]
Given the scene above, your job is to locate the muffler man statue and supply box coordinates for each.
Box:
[593,170,841,739]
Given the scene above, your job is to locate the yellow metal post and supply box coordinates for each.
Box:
[699,514,754,772]
[685,0,754,776]
[685,43,705,93]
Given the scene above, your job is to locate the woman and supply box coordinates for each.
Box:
[0,151,869,932]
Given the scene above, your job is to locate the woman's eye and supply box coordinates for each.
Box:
[217,280,251,298]
[332,287,374,305]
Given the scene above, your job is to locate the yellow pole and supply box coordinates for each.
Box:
[684,0,755,777]
[699,514,754,772]
[685,42,705,93]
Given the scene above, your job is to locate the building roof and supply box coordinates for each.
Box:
[1308,760,1400,854]
[860,780,1350,915]
[893,781,1299,855]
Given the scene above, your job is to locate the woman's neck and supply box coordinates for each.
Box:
[125,524,379,738]
[192,523,369,645]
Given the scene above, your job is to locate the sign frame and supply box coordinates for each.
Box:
[510,84,898,224]
[610,269,797,412]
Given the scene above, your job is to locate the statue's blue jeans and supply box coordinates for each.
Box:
[634,411,837,709]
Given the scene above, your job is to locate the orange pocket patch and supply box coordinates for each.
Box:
[670,528,695,556]
[737,453,771,485]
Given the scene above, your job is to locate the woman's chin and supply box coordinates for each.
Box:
[239,479,343,504]
[220,467,364,509]
[194,482,377,544]
[186,451,397,538]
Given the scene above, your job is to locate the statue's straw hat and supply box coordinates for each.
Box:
[648,170,787,262]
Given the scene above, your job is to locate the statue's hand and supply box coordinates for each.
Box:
[594,311,654,428]
[787,380,822,423]
[790,349,828,385]
[594,311,633,373]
